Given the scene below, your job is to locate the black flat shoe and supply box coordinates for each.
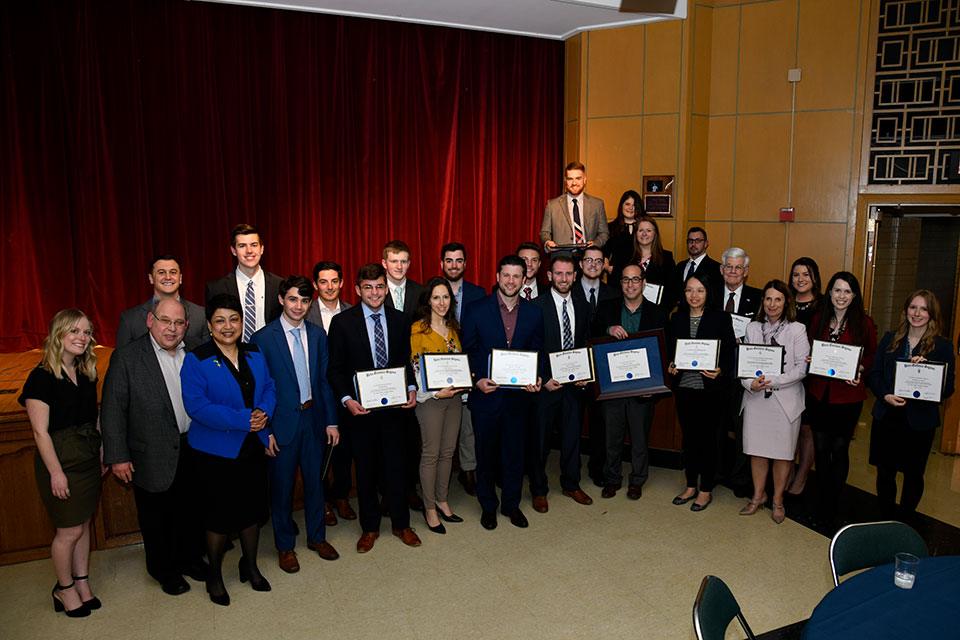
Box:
[422,509,446,534]
[690,494,712,512]
[672,490,698,505]
[52,582,90,618]
[72,574,101,610]
[436,508,463,523]
[238,559,271,592]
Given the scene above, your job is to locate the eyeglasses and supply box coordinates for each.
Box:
[360,284,387,292]
[620,277,644,284]
[582,258,603,265]
[687,238,706,244]
[151,313,186,329]
[722,264,746,273]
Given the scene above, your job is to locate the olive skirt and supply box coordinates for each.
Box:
[34,422,102,528]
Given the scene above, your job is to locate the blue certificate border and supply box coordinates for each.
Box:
[587,330,670,400]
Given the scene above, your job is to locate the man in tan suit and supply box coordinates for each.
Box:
[540,161,608,252]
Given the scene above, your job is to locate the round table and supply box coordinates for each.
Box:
[801,555,960,639]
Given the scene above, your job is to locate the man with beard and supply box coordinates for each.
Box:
[541,161,609,252]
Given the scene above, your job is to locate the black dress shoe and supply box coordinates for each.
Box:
[480,510,498,530]
[180,559,209,582]
[502,508,528,528]
[437,508,464,523]
[161,576,191,596]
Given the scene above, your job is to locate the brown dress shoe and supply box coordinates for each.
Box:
[601,484,618,498]
[356,532,379,553]
[627,484,643,500]
[278,550,300,574]
[335,499,357,520]
[324,503,338,526]
[532,496,549,513]
[459,469,478,496]
[307,540,340,561]
[562,489,594,505]
[392,528,422,547]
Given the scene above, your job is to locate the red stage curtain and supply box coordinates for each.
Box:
[0,0,563,351]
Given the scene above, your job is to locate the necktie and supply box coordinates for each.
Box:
[290,328,310,404]
[572,199,584,244]
[588,287,597,311]
[561,299,573,350]
[394,286,403,310]
[372,313,387,367]
[725,292,735,313]
[243,280,256,342]
[524,287,532,300]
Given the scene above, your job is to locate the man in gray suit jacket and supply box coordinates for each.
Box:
[101,298,206,596]
[540,161,609,252]
[115,254,208,347]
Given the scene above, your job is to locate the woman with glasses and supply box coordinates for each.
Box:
[629,215,675,307]
[604,189,643,283]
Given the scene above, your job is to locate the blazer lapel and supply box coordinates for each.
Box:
[272,323,298,382]
[307,324,319,384]
[138,338,176,420]
[558,196,574,239]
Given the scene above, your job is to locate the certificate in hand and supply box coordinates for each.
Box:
[354,367,408,409]
[606,348,651,382]
[548,347,594,383]
[728,313,751,340]
[421,353,472,391]
[643,283,663,305]
[489,349,538,387]
[808,340,863,382]
[736,344,785,379]
[893,361,947,402]
[674,339,719,371]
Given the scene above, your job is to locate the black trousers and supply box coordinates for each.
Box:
[132,437,204,584]
[324,414,354,501]
[352,408,410,532]
[530,387,584,496]
[675,387,722,492]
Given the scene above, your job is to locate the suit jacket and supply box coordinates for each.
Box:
[740,321,809,422]
[672,254,723,309]
[326,304,415,404]
[205,269,283,324]
[533,291,589,381]
[869,333,956,430]
[666,309,736,391]
[461,293,545,415]
[722,284,763,318]
[115,298,208,348]
[384,279,424,320]
[101,334,202,492]
[181,342,277,458]
[250,319,338,447]
[540,192,609,249]
[590,296,669,338]
[305,299,352,332]
[571,279,618,325]
[456,279,486,322]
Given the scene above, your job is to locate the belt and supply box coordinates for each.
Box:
[300,399,313,410]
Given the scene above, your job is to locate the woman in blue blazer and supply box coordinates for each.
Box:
[181,294,277,606]
[868,289,955,519]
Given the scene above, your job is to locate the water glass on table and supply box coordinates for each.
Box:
[894,552,919,589]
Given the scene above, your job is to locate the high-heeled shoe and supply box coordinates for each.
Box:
[238,558,271,592]
[436,507,463,523]
[771,503,786,524]
[422,509,446,534]
[52,582,90,617]
[205,579,230,606]
[738,493,768,516]
[672,489,698,505]
[72,574,101,610]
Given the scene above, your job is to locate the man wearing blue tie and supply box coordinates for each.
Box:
[251,275,340,574]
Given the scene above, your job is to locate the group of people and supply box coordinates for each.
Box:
[21,162,956,616]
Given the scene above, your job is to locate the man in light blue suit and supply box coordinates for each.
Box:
[251,275,340,574]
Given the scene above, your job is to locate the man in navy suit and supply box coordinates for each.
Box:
[441,242,486,496]
[461,254,544,530]
[251,276,340,573]
[672,227,722,309]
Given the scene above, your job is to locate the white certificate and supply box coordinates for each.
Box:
[489,349,538,387]
[643,283,663,305]
[422,353,472,391]
[548,347,594,383]
[674,339,719,371]
[606,348,652,383]
[355,367,408,409]
[736,344,785,379]
[809,340,863,382]
[894,361,947,403]
[729,313,751,340]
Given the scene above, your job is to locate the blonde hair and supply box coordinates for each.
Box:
[888,289,943,357]
[41,309,98,381]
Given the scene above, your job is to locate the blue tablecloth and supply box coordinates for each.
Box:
[802,555,960,639]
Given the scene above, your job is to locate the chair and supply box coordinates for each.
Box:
[693,575,756,640]
[829,520,928,587]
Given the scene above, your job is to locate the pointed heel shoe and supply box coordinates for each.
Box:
[771,503,786,524]
[738,493,768,516]
[238,559,271,592]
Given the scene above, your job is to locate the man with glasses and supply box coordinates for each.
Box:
[591,265,668,500]
[673,228,722,308]
[116,254,208,347]
[718,247,761,318]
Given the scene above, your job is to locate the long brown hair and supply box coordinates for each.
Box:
[756,280,797,323]
[413,277,461,338]
[814,271,867,344]
[629,215,664,266]
[41,309,98,381]
[608,190,644,236]
[887,289,943,357]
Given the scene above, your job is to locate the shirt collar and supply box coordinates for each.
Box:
[361,303,385,319]
[279,314,304,334]
[148,333,185,356]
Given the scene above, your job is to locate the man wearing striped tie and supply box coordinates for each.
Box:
[204,224,282,342]
[540,161,609,254]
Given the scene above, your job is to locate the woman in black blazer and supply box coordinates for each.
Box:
[868,289,956,519]
[666,275,736,511]
[630,215,675,307]
[604,189,643,283]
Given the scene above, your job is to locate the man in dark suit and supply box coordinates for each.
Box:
[205,223,282,343]
[441,242,486,496]
[461,254,544,530]
[541,161,609,252]
[251,275,340,574]
[591,264,669,500]
[116,254,208,347]
[327,263,421,553]
[530,255,593,513]
[101,298,206,596]
[673,227,722,308]
[306,260,352,333]
[718,247,762,318]
[517,241,546,300]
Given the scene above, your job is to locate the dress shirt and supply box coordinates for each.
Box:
[451,281,464,322]
[235,266,266,334]
[683,254,706,281]
[280,314,311,401]
[549,288,576,343]
[522,280,539,300]
[149,334,190,434]
[361,303,390,364]
[724,284,744,313]
[389,279,408,310]
[579,277,600,304]
[318,300,342,333]
[497,291,519,347]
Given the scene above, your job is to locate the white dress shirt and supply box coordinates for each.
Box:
[522,280,539,300]
[319,300,342,333]
[235,266,266,334]
[683,254,706,281]
[724,284,744,313]
[550,288,576,344]
[150,335,190,434]
[389,279,408,311]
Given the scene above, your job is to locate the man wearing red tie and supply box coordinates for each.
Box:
[516,242,544,300]
[540,161,609,253]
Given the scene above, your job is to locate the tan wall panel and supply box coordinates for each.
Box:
[585,117,643,221]
[586,26,645,118]
[785,223,847,284]
[700,221,733,256]
[565,34,582,123]
[705,115,737,220]
[792,110,856,223]
[644,20,683,114]
[688,115,710,220]
[732,222,787,286]
[796,0,861,111]
[738,0,798,114]
[710,7,741,115]
[691,5,714,115]
[565,120,580,166]
[641,114,680,177]
[733,113,791,221]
